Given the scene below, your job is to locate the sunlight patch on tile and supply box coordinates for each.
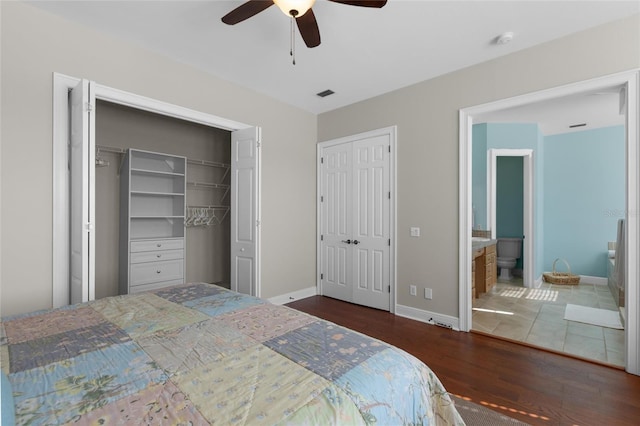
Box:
[525,289,558,301]
[499,288,527,298]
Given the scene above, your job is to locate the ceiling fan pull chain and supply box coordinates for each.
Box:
[290,16,296,65]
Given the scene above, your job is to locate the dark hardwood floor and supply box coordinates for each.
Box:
[286,296,640,426]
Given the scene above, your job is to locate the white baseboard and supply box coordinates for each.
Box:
[580,275,608,286]
[268,286,317,305]
[395,304,460,331]
[535,275,544,288]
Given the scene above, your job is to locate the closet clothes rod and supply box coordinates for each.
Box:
[95,145,128,174]
[187,204,229,209]
[187,181,229,189]
[187,159,230,169]
[96,145,127,154]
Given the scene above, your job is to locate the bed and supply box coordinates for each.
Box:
[1,283,464,425]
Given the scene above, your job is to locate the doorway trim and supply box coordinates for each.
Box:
[459,69,640,376]
[53,72,257,307]
[487,149,534,287]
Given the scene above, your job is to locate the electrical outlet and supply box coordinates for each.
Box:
[410,227,420,237]
[424,288,433,299]
[410,285,417,296]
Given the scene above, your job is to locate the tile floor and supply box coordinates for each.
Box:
[472,278,625,367]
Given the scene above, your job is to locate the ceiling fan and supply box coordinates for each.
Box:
[221,0,387,49]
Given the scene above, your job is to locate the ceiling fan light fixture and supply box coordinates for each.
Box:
[274,0,316,17]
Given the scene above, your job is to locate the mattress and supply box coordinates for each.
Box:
[1,283,463,425]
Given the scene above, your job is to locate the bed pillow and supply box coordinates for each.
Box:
[1,372,15,426]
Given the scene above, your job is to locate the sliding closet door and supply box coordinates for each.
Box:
[69,79,96,304]
[230,127,261,296]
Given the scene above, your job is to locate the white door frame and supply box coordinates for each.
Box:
[487,149,534,288]
[459,69,640,376]
[53,72,259,306]
[316,126,397,313]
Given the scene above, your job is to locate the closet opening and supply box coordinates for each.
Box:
[94,101,231,299]
[52,73,261,308]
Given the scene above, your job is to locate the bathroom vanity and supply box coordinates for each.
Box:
[472,240,497,298]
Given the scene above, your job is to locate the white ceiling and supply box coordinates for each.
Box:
[475,84,627,135]
[29,0,639,129]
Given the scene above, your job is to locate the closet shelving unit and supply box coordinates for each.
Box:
[186,159,231,227]
[119,149,187,294]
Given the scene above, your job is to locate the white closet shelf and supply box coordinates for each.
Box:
[131,168,185,177]
[131,191,185,196]
[130,236,184,241]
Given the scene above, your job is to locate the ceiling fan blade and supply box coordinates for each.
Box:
[296,9,321,48]
[222,0,274,25]
[327,0,387,8]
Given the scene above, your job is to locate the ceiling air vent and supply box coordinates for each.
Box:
[317,89,335,98]
[569,123,587,128]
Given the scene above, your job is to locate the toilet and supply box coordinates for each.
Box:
[496,238,522,281]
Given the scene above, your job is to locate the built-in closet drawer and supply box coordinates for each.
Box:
[131,239,184,253]
[130,259,184,287]
[128,279,185,294]
[131,249,184,264]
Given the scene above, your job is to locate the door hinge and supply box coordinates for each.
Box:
[388,145,391,153]
[256,220,261,227]
[388,191,391,199]
[85,102,94,112]
[321,195,324,202]
[387,285,391,293]
[388,239,391,246]
[321,273,324,280]
[321,157,324,164]
[320,234,324,241]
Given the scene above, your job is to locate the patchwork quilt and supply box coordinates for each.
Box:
[1,283,464,425]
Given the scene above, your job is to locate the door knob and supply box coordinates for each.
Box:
[353,240,360,245]
[341,239,352,244]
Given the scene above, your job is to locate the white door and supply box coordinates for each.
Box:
[231,127,261,296]
[70,79,96,304]
[320,143,353,302]
[351,136,391,310]
[320,131,392,310]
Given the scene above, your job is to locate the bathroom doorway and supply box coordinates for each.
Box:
[488,149,533,287]
[459,70,640,375]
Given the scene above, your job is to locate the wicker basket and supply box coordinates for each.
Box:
[543,258,580,285]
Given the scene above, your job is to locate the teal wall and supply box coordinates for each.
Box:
[496,156,524,238]
[472,123,544,278]
[472,123,488,229]
[543,125,625,277]
[497,156,524,269]
[472,123,624,280]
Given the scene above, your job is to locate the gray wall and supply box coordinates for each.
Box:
[95,101,231,299]
[1,1,638,321]
[318,14,640,317]
[0,2,317,316]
